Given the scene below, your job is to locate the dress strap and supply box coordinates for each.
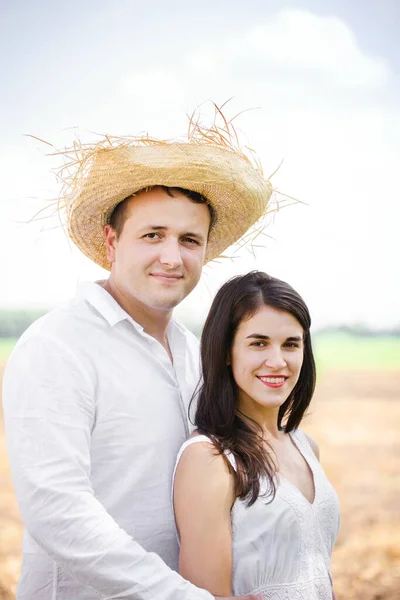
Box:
[173,434,237,486]
[290,428,318,463]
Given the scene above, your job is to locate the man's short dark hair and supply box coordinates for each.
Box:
[108,186,215,238]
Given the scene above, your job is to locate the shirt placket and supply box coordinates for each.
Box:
[142,331,190,439]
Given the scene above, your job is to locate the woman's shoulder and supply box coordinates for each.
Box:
[294,428,320,461]
[177,432,225,467]
[173,432,235,505]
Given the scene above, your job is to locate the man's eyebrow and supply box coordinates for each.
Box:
[142,226,206,241]
[183,231,206,241]
[245,334,303,342]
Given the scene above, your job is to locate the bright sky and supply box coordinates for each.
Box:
[1,0,399,329]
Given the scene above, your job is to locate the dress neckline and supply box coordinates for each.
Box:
[277,430,317,507]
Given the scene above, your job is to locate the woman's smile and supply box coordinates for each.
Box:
[256,375,288,388]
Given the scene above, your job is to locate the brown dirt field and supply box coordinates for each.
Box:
[0,366,399,600]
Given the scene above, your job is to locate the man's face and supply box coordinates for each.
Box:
[105,187,211,312]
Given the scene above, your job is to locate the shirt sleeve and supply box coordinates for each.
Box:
[2,333,214,600]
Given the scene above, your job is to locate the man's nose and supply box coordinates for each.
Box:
[159,238,183,269]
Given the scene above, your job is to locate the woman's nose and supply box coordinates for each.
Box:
[264,348,286,369]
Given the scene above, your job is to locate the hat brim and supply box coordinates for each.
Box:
[67,143,272,269]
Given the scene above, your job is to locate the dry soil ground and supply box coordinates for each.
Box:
[1,366,399,600]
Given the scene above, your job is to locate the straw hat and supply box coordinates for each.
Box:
[60,111,274,269]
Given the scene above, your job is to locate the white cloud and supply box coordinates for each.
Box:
[183,8,391,89]
[241,9,390,87]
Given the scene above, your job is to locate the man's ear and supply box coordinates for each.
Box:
[104,225,118,263]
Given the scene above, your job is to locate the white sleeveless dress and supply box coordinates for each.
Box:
[173,429,340,600]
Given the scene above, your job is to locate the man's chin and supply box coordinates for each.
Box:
[149,293,186,311]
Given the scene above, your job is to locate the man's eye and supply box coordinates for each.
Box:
[143,233,160,240]
[182,237,199,245]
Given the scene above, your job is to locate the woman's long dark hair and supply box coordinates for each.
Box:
[193,271,316,506]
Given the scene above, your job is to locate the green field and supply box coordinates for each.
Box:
[313,332,400,371]
[1,334,400,371]
[0,339,16,363]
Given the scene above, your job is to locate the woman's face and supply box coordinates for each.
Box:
[230,304,304,419]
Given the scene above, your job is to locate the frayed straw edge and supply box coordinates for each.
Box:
[25,101,304,263]
[26,100,269,224]
[206,189,304,265]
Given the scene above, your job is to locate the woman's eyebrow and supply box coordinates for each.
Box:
[246,334,270,340]
[245,334,303,342]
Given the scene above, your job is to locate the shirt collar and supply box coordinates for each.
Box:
[75,282,186,342]
[75,281,145,333]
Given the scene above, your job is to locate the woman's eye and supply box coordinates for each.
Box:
[284,342,300,349]
[251,341,266,348]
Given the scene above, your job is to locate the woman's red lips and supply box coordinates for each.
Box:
[257,375,288,388]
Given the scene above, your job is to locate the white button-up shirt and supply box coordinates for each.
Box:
[2,282,213,600]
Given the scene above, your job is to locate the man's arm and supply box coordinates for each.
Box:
[3,333,213,600]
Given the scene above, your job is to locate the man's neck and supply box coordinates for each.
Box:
[100,279,173,354]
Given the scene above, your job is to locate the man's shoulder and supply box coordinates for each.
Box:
[14,297,97,352]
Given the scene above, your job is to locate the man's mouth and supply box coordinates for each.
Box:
[150,273,183,281]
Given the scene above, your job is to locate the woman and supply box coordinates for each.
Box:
[173,271,340,600]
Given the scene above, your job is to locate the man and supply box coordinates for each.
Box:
[3,125,272,599]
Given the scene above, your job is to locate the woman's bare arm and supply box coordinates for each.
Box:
[173,441,236,597]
